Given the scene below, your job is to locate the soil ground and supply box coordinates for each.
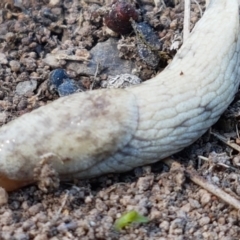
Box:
[0,0,240,239]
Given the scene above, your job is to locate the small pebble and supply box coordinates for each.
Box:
[0,112,8,124]
[199,217,210,226]
[28,203,43,216]
[9,60,21,72]
[189,198,201,209]
[15,80,37,96]
[159,220,170,231]
[136,176,154,192]
[181,203,191,212]
[218,217,226,225]
[49,68,85,96]
[199,190,211,206]
[57,79,81,97]
[13,232,29,240]
[49,68,69,89]
[0,53,8,64]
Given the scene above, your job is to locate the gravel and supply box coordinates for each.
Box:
[1,0,240,239]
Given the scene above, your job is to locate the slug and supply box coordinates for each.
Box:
[0,0,240,191]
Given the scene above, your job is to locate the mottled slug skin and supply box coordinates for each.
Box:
[0,0,240,191]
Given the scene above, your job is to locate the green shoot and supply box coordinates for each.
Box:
[114,210,149,231]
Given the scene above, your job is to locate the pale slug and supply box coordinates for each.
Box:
[0,0,240,191]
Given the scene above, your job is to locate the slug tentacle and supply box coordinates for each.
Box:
[0,0,240,191]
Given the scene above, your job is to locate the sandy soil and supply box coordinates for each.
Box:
[0,0,240,239]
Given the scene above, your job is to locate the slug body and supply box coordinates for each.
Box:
[0,0,240,191]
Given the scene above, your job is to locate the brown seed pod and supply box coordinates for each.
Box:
[104,0,139,35]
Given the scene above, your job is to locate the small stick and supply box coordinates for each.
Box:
[193,0,203,17]
[55,191,69,219]
[236,124,239,139]
[163,158,240,210]
[186,168,240,210]
[183,0,191,42]
[39,191,69,234]
[211,131,240,152]
[90,61,100,90]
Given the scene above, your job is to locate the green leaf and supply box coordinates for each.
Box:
[114,210,149,231]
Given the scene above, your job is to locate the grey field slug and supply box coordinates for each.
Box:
[0,0,240,191]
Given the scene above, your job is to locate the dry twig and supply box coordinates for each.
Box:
[90,61,101,90]
[186,168,240,210]
[211,131,240,152]
[183,0,191,41]
[193,0,203,16]
[163,158,240,210]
